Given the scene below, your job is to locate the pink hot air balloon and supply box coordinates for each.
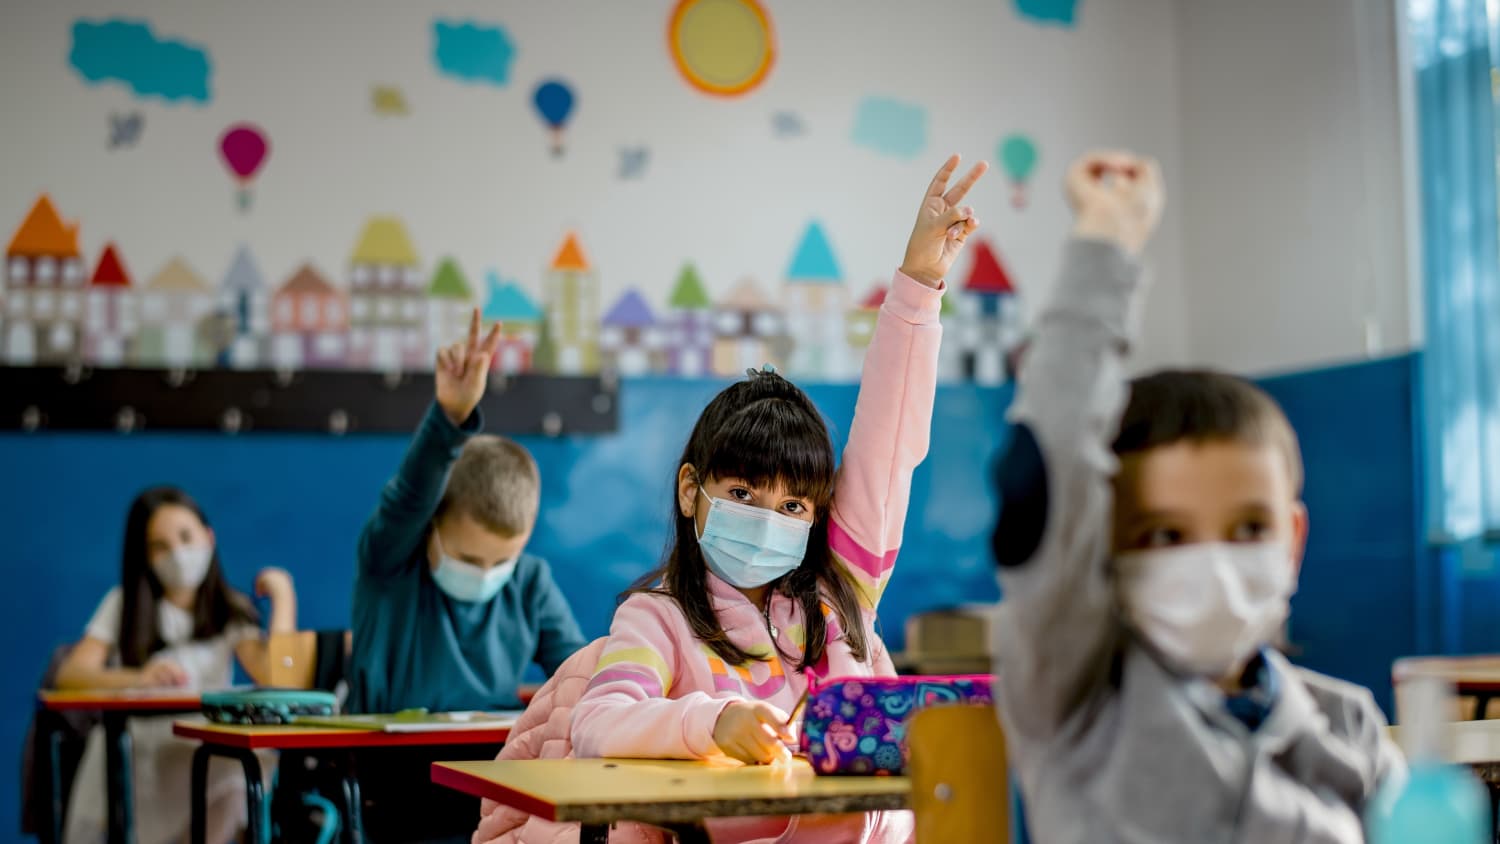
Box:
[218,123,270,212]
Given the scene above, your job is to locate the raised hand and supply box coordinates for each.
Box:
[1066,150,1164,257]
[436,308,503,426]
[900,154,989,287]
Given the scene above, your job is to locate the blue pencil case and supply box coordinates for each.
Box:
[201,688,338,725]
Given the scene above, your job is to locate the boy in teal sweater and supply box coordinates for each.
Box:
[350,308,586,714]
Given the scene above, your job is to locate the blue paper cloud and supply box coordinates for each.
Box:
[69,18,212,103]
[850,96,927,160]
[432,20,515,86]
[1014,0,1079,27]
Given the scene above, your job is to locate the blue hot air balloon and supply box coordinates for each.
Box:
[533,79,575,157]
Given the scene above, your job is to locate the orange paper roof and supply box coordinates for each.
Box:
[549,232,591,271]
[90,243,132,287]
[280,263,337,295]
[7,194,80,258]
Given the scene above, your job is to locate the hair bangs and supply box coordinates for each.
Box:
[702,397,836,507]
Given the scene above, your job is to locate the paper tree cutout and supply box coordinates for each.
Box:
[787,221,841,282]
[669,263,712,309]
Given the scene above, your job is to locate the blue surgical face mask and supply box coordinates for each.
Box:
[695,487,812,588]
[431,529,519,603]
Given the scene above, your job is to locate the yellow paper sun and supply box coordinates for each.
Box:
[668,0,775,97]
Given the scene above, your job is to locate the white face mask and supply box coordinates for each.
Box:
[153,544,213,591]
[431,528,519,603]
[1113,542,1296,677]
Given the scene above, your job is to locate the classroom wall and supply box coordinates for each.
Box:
[1175,0,1417,374]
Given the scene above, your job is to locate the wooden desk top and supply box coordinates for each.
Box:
[1393,655,1500,693]
[173,720,511,750]
[431,758,911,825]
[1387,719,1500,786]
[39,689,201,712]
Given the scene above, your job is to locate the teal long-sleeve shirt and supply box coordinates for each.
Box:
[349,402,587,714]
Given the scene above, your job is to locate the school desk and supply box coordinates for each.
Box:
[430,757,912,844]
[1392,655,1500,719]
[37,689,202,844]
[173,719,513,844]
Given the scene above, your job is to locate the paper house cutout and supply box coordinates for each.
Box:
[426,257,475,359]
[600,287,663,376]
[481,273,543,374]
[845,283,887,352]
[535,232,600,375]
[271,263,348,370]
[84,242,135,366]
[783,221,849,380]
[663,263,713,377]
[4,194,86,365]
[135,257,215,368]
[216,245,269,368]
[954,238,1021,385]
[713,277,782,376]
[349,216,426,372]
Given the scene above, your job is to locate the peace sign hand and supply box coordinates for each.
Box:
[435,308,503,426]
[900,154,989,288]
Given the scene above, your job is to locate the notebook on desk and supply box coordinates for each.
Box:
[292,710,522,733]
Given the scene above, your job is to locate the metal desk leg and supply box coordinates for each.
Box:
[189,744,266,844]
[340,751,365,844]
[43,718,65,844]
[580,824,610,844]
[103,712,134,844]
[191,745,211,844]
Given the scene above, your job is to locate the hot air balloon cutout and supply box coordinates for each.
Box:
[999,134,1038,209]
[532,79,575,157]
[218,123,270,212]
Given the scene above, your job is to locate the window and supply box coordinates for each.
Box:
[6,257,27,284]
[377,297,397,320]
[276,298,294,325]
[61,259,83,285]
[716,311,740,335]
[352,298,370,320]
[379,265,399,287]
[753,312,780,336]
[49,323,74,351]
[60,293,80,319]
[352,265,372,288]
[34,291,54,318]
[325,298,344,324]
[300,298,319,325]
[35,257,56,284]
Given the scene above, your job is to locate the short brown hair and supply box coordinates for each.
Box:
[1112,370,1304,494]
[439,435,541,537]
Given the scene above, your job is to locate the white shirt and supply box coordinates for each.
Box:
[83,586,259,689]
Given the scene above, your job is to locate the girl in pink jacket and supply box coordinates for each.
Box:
[568,156,989,844]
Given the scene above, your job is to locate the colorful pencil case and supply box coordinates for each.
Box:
[799,674,995,776]
[201,688,338,725]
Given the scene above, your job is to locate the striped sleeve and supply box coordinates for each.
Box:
[570,594,735,760]
[828,270,943,612]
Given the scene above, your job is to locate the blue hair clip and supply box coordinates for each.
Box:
[746,363,777,378]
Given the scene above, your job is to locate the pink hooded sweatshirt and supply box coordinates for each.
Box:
[568,269,942,844]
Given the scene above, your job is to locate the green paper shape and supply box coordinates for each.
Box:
[669,263,711,309]
[999,134,1038,182]
[428,257,472,299]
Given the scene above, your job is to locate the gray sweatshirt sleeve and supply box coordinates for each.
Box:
[991,237,1143,740]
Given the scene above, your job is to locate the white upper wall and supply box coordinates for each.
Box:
[0,0,1191,370]
[1175,0,1416,375]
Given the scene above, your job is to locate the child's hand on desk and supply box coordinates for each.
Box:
[900,154,989,288]
[713,700,796,765]
[1066,150,1165,257]
[436,307,504,426]
[138,659,189,688]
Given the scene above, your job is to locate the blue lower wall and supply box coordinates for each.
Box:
[0,355,1443,839]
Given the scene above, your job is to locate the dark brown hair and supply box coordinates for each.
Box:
[1113,370,1304,493]
[118,486,258,667]
[625,370,869,670]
